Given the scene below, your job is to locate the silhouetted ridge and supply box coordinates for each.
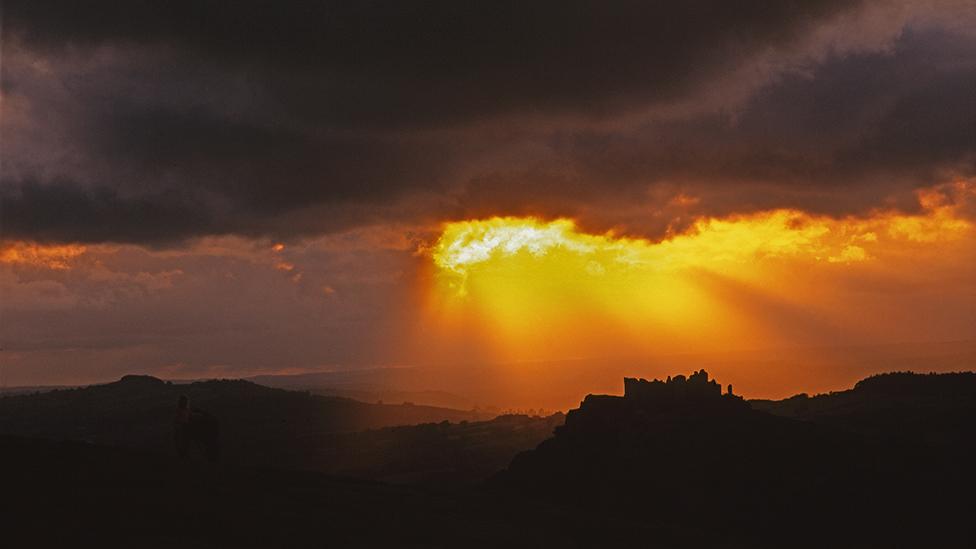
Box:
[853,371,976,396]
[750,371,976,452]
[497,369,976,547]
[0,373,490,468]
[117,374,167,386]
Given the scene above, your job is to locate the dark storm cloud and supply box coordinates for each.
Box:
[1,180,215,244]
[89,103,458,208]
[5,0,854,125]
[2,1,975,244]
[460,26,976,232]
[731,27,976,185]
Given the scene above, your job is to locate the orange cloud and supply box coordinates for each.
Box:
[0,241,87,270]
[421,182,975,364]
[433,182,973,280]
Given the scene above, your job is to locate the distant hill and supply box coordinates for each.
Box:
[751,371,976,445]
[0,375,492,468]
[498,370,976,547]
[0,384,72,396]
[249,370,478,409]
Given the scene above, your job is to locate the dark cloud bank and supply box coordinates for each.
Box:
[2,1,975,244]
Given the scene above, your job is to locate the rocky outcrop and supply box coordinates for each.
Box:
[552,370,747,442]
[623,368,723,401]
[496,370,884,540]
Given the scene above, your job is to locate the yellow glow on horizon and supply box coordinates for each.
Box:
[425,182,974,361]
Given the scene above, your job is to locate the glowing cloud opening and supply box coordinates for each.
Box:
[433,184,973,281]
[424,183,974,361]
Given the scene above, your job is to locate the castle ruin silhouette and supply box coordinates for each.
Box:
[623,368,727,402]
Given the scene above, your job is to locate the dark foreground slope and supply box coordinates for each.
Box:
[4,370,975,547]
[498,371,976,548]
[0,435,543,548]
[313,413,565,483]
[0,375,490,468]
[1,434,700,549]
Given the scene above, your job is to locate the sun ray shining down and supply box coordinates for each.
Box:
[426,183,974,361]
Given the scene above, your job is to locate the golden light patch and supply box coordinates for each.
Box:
[433,188,972,280]
[0,242,87,270]
[424,183,974,361]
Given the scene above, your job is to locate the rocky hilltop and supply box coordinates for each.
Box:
[571,368,746,425]
[497,369,973,547]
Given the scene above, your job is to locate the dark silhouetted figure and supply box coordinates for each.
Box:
[174,395,220,464]
[727,384,733,396]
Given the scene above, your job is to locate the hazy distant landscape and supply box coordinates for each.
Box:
[3,368,975,546]
[9,339,973,411]
[258,339,976,409]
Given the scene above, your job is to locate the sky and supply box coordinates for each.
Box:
[1,1,975,402]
